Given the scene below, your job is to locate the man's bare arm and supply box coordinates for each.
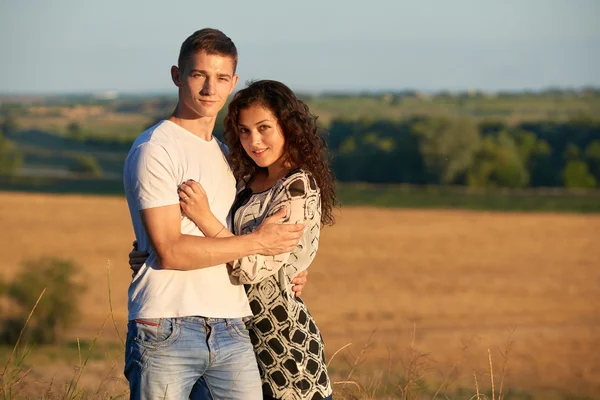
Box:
[141,204,303,271]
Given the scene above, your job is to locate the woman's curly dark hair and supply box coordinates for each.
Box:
[224,80,337,226]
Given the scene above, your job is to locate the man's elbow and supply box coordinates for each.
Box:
[155,247,180,270]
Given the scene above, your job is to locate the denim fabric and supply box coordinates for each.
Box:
[124,316,261,400]
[262,395,333,400]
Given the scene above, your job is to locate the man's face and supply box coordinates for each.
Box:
[172,51,238,118]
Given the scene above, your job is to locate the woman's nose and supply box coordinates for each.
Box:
[250,130,261,144]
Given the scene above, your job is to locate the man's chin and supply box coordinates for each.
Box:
[193,108,219,119]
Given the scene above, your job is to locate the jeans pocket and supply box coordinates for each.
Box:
[130,318,180,349]
[125,335,148,378]
[228,319,251,341]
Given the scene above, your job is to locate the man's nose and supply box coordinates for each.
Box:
[201,77,216,95]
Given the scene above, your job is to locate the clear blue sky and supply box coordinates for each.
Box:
[1,0,598,94]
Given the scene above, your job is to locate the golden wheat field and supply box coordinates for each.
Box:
[1,192,599,399]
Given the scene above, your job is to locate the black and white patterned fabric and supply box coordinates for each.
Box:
[231,169,332,400]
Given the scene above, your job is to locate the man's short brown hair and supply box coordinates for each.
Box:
[178,28,238,73]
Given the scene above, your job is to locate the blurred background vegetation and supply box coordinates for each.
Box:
[1,88,600,212]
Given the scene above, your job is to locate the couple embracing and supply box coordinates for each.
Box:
[123,28,337,400]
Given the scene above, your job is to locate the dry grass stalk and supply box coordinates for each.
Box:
[107,261,125,347]
[497,328,515,400]
[1,288,46,398]
[64,314,109,399]
[327,343,353,369]
[488,349,495,400]
[473,372,481,400]
[346,331,376,381]
[432,336,476,399]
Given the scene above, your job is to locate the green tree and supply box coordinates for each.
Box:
[528,139,554,187]
[412,117,480,184]
[1,258,86,344]
[585,140,600,182]
[67,121,84,141]
[467,131,529,188]
[493,132,530,187]
[1,115,20,136]
[69,154,103,176]
[562,161,596,188]
[0,130,23,176]
[564,144,581,162]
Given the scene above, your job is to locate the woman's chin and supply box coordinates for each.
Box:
[249,156,271,168]
[255,161,272,168]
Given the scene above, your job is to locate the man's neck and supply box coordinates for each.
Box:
[168,104,217,141]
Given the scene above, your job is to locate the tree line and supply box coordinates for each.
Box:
[327,117,600,189]
[2,114,600,189]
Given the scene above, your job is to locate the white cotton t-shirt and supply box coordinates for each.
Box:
[123,120,252,320]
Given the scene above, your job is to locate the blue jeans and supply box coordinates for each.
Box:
[124,316,262,400]
[263,396,333,400]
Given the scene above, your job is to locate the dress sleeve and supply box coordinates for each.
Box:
[229,172,321,285]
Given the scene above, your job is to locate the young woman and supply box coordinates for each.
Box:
[132,80,337,400]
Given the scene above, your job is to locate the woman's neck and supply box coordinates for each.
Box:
[266,161,293,182]
[251,160,295,192]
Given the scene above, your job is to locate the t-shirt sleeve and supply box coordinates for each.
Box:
[229,173,321,285]
[124,143,179,210]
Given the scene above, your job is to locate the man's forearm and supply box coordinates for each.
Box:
[159,233,260,271]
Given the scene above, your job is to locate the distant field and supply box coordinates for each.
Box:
[308,94,600,125]
[12,93,600,135]
[3,176,600,213]
[1,192,599,398]
[15,112,151,138]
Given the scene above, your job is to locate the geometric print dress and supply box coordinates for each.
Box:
[230,169,333,400]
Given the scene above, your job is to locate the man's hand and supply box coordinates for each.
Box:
[129,240,150,277]
[254,208,304,256]
[291,269,308,297]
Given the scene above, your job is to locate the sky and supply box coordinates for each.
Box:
[1,0,599,94]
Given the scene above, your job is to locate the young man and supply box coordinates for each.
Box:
[123,29,305,400]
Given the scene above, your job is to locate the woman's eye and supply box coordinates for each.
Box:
[259,125,270,131]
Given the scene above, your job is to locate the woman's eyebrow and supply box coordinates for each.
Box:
[238,119,271,127]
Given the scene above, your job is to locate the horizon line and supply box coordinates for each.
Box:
[1,85,600,99]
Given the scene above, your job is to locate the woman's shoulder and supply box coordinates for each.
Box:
[276,169,319,196]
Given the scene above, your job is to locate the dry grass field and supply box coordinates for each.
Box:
[1,192,599,398]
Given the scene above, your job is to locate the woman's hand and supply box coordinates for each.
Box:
[129,240,150,278]
[178,179,212,225]
[291,269,309,297]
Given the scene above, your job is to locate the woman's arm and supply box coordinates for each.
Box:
[177,179,234,238]
[230,173,321,285]
[175,175,318,288]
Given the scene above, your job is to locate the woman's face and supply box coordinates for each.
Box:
[237,104,286,169]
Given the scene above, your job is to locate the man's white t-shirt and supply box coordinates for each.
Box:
[123,120,252,320]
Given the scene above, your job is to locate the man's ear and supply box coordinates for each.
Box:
[171,65,181,87]
[229,74,239,94]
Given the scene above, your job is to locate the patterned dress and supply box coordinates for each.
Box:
[230,169,332,400]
